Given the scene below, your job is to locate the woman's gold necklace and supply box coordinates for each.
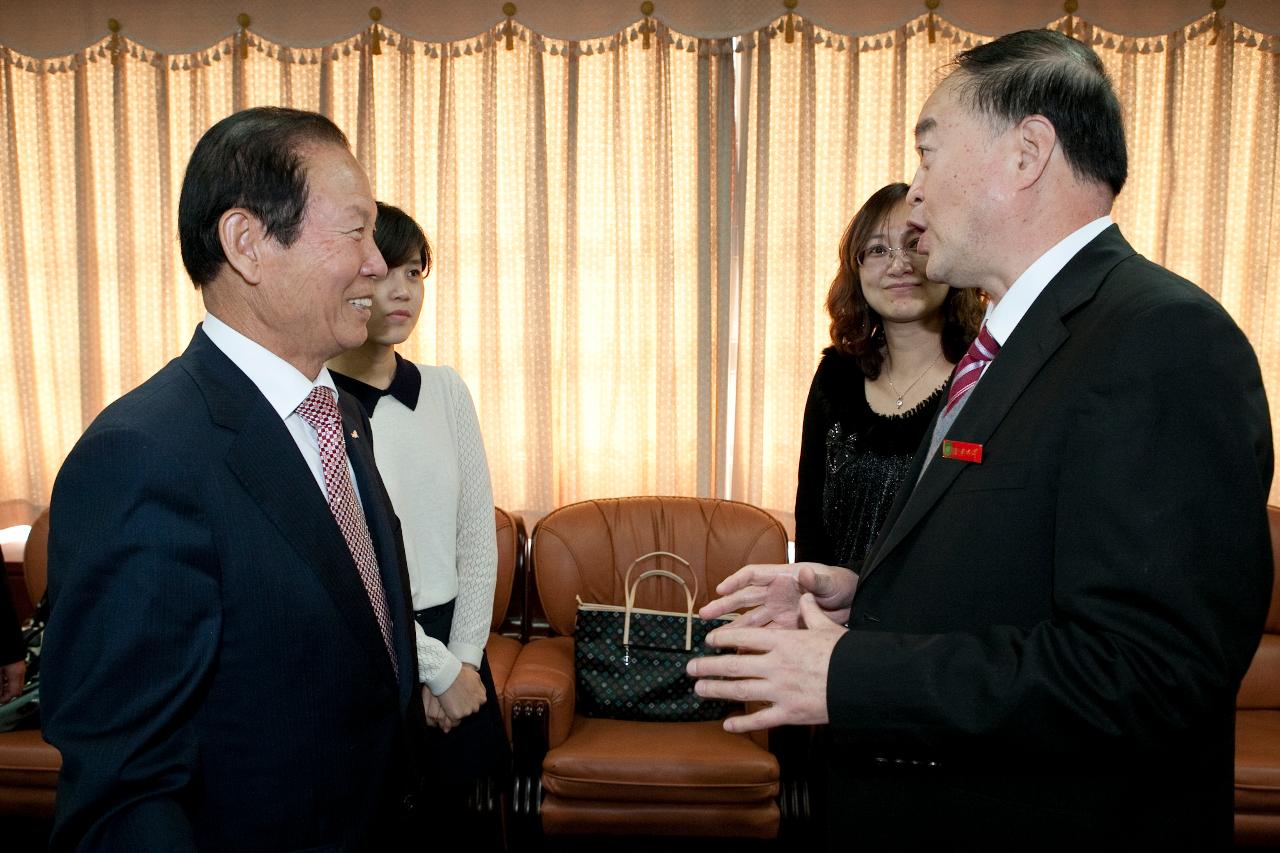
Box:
[885,351,944,409]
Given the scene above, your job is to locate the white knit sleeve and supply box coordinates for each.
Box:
[443,367,498,670]
[416,620,463,695]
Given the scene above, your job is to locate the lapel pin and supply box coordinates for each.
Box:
[350,429,359,439]
[942,439,983,463]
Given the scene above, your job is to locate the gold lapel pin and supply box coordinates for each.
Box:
[350,429,359,438]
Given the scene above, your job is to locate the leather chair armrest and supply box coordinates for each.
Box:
[1240,635,1280,709]
[504,635,576,750]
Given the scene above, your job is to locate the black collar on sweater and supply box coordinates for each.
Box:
[331,352,422,417]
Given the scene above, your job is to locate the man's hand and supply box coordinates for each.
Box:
[0,659,26,703]
[699,561,857,628]
[687,593,847,732]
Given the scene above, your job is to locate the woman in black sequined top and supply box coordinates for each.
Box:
[795,183,983,568]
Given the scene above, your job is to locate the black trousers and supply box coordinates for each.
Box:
[413,600,511,794]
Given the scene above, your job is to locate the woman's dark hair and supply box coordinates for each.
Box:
[373,202,432,277]
[826,183,983,378]
[178,107,349,287]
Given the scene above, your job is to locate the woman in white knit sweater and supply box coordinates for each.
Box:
[328,202,507,813]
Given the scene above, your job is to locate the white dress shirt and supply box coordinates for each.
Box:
[201,313,360,505]
[983,216,1113,347]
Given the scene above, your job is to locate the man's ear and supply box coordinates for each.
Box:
[1013,114,1056,189]
[218,208,267,285]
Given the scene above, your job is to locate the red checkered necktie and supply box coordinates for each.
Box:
[944,325,1001,416]
[296,386,398,675]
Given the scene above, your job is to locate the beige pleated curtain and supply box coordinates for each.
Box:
[0,24,735,516]
[0,12,1277,524]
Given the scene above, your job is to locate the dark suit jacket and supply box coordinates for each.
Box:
[42,327,424,851]
[826,226,1274,850]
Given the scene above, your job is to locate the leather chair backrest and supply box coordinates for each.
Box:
[493,507,518,630]
[23,509,49,606]
[1237,505,1280,709]
[531,497,788,636]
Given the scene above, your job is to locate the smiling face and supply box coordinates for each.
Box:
[253,143,387,377]
[366,260,425,347]
[859,198,949,328]
[907,78,1012,292]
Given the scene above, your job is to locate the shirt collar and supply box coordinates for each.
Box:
[201,312,338,419]
[983,216,1113,345]
[330,352,421,418]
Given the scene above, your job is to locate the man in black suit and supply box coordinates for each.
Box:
[41,108,425,850]
[690,29,1273,849]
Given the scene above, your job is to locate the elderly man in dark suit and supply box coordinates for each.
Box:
[690,29,1272,849]
[41,107,425,850]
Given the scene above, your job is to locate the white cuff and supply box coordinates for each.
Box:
[423,652,463,696]
[448,640,485,670]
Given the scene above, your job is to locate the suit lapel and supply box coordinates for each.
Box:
[179,328,399,686]
[859,226,1135,584]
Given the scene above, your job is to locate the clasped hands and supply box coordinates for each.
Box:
[686,562,856,733]
[421,663,486,733]
[0,659,25,704]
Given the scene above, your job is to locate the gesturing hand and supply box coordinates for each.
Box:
[687,593,848,732]
[698,561,857,629]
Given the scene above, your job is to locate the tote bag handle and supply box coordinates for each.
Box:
[621,551,696,652]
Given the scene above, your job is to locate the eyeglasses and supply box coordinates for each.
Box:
[856,241,926,268]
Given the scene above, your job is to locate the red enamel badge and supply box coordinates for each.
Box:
[942,439,983,463]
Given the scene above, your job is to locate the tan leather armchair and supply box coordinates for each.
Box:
[0,509,60,816]
[1235,504,1280,845]
[488,506,527,731]
[503,496,787,838]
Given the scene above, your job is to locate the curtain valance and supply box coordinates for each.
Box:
[2,0,1277,59]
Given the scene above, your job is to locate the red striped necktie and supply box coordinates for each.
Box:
[944,325,1000,415]
[296,386,398,675]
